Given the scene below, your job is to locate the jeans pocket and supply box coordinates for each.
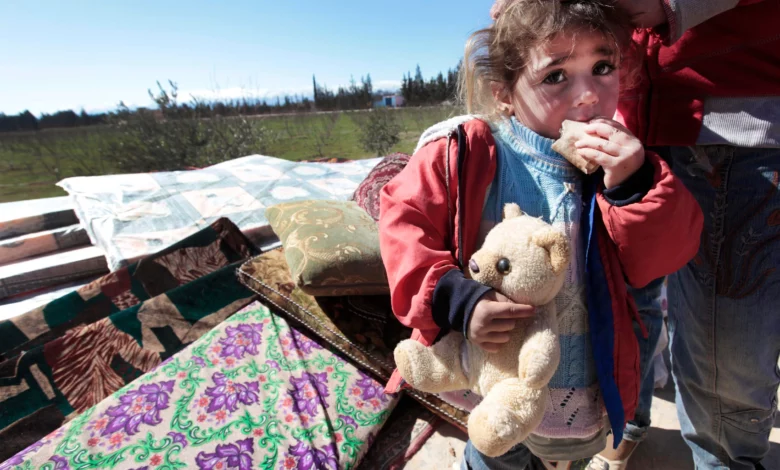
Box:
[721,407,776,435]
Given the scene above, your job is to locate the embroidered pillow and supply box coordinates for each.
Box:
[266,200,389,296]
[351,153,411,221]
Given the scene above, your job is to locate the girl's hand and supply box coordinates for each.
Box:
[574,118,646,189]
[468,291,536,353]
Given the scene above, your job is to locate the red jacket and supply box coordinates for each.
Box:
[379,119,703,443]
[618,0,780,145]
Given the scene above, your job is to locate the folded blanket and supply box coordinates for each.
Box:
[0,218,258,461]
[58,155,381,271]
[2,302,397,470]
[0,218,256,361]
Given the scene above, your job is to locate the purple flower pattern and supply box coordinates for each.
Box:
[288,372,329,417]
[350,371,390,409]
[49,456,71,470]
[0,311,396,470]
[281,329,323,356]
[196,438,254,470]
[339,415,357,428]
[101,380,175,437]
[204,372,259,413]
[168,431,188,448]
[280,441,338,470]
[218,323,263,359]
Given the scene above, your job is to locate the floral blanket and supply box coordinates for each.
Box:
[2,302,397,470]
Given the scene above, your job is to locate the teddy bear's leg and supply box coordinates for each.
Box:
[517,307,561,389]
[467,378,548,458]
[393,332,469,393]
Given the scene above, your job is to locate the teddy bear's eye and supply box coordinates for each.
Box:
[496,258,511,275]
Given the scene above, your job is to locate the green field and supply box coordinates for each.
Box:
[0,106,460,203]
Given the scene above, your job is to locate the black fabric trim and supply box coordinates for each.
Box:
[601,157,655,207]
[456,124,468,268]
[432,269,492,337]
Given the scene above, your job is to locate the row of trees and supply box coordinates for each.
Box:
[400,62,461,106]
[1,63,461,133]
[0,110,108,132]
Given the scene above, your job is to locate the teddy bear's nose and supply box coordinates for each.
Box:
[469,258,480,274]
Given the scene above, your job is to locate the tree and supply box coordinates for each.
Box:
[107,80,273,173]
[18,110,38,131]
[354,109,401,156]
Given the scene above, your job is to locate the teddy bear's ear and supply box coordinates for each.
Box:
[533,229,570,275]
[502,203,523,220]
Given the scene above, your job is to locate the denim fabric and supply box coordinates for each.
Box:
[461,441,545,470]
[623,277,666,442]
[667,145,780,470]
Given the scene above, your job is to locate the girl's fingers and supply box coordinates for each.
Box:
[575,136,621,156]
[576,148,613,167]
[584,121,623,141]
[481,332,512,343]
[485,318,517,333]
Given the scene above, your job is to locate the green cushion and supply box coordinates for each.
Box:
[266,200,389,296]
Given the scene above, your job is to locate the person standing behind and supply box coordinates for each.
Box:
[609,1,780,469]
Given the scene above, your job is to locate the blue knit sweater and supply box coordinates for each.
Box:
[481,117,606,458]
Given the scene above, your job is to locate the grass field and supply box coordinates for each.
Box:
[0,106,460,203]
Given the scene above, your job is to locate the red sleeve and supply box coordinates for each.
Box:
[597,152,703,288]
[378,137,458,332]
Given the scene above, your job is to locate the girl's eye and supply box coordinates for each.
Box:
[593,61,616,76]
[542,70,566,85]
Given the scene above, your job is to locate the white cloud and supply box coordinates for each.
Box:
[180,79,401,104]
[179,86,313,103]
[374,79,401,91]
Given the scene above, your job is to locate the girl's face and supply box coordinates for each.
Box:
[499,30,620,139]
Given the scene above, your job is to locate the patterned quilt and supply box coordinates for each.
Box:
[1,302,397,470]
[0,219,258,461]
[58,155,381,271]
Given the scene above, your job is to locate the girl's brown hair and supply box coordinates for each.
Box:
[459,0,635,116]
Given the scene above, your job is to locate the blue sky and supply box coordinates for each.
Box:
[0,0,494,115]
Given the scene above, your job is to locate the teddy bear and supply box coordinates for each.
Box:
[393,203,571,457]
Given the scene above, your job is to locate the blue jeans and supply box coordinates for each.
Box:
[624,277,666,442]
[667,146,780,469]
[461,442,546,470]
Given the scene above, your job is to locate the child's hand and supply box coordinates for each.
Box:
[574,118,646,189]
[468,291,536,353]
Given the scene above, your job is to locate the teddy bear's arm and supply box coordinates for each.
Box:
[517,304,561,389]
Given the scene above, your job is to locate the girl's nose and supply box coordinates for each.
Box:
[577,89,599,107]
[575,79,600,107]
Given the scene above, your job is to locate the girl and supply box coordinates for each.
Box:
[379,0,703,469]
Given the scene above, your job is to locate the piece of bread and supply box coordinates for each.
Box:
[552,120,600,174]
